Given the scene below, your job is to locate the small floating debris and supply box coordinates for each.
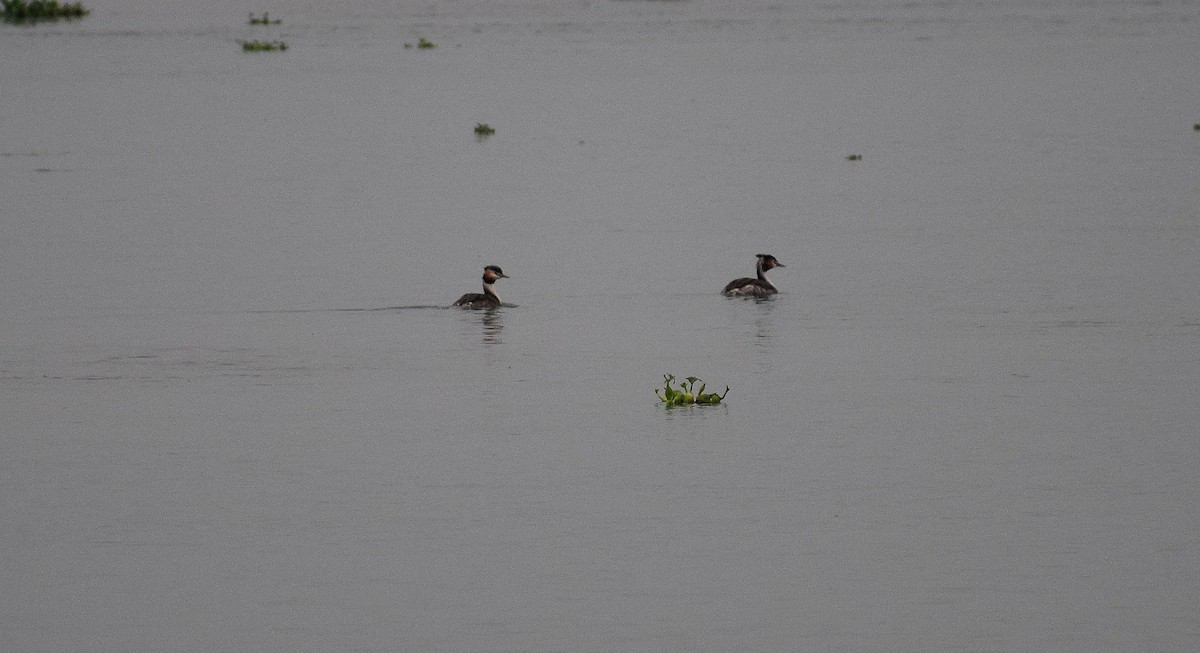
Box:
[241,39,288,52]
[1193,123,1200,131]
[474,123,496,137]
[1,0,90,24]
[656,374,729,407]
[248,12,281,25]
[405,37,437,49]
[846,153,863,161]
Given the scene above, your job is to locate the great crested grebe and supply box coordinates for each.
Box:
[453,265,509,308]
[722,254,786,297]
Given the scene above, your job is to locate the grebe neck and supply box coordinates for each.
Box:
[482,279,501,304]
[756,266,777,291]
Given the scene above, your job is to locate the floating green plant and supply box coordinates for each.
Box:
[474,123,496,136]
[241,39,288,51]
[656,374,729,407]
[248,12,281,25]
[846,153,862,161]
[1,0,89,23]
[1194,123,1200,131]
[405,36,437,49]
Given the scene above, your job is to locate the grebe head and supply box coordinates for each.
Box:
[756,254,784,271]
[482,265,509,283]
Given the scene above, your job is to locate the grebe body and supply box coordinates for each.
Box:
[722,254,785,297]
[453,265,509,308]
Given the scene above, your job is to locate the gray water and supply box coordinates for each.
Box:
[3,0,1199,651]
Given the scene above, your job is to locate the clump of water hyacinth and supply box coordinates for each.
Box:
[241,39,288,52]
[846,153,863,161]
[474,123,496,136]
[656,374,729,407]
[248,12,281,25]
[1,0,89,23]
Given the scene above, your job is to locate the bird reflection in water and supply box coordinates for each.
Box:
[754,297,776,344]
[478,307,504,344]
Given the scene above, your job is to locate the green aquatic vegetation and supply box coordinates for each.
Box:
[405,37,437,49]
[1,0,90,23]
[474,123,496,136]
[248,12,281,25]
[846,153,862,161]
[656,374,729,407]
[241,39,288,52]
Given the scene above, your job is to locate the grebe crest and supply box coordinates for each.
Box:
[721,253,785,297]
[453,265,510,308]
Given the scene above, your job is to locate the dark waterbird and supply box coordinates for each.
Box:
[721,253,786,297]
[453,265,510,308]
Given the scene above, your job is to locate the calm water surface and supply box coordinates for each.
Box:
[3,1,1199,651]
